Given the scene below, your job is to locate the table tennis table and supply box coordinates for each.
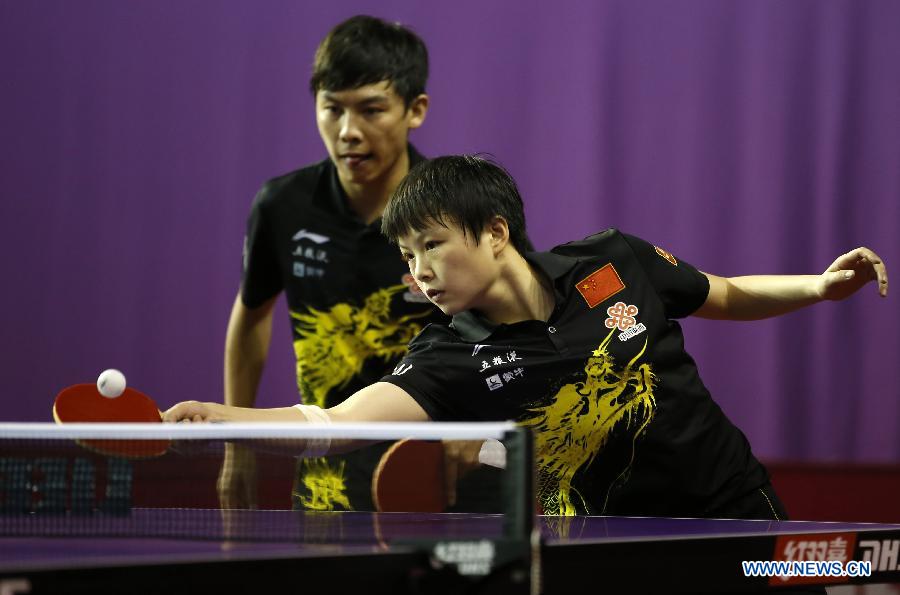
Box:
[3,424,900,593]
[3,509,900,594]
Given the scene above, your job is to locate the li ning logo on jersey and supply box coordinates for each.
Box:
[292,229,330,244]
[392,363,413,376]
[472,344,489,357]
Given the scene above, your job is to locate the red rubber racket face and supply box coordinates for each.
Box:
[52,383,169,458]
[53,384,161,423]
[372,439,446,513]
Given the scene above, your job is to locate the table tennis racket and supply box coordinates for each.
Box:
[372,439,509,513]
[372,439,446,513]
[52,383,170,458]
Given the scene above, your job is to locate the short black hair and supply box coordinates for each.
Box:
[309,15,428,108]
[382,155,534,253]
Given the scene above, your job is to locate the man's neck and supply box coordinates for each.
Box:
[339,149,410,225]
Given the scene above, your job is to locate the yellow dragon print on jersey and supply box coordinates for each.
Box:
[521,326,657,517]
[291,284,429,408]
[289,284,429,510]
[293,458,351,511]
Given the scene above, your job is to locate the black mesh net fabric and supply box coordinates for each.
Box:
[0,436,507,543]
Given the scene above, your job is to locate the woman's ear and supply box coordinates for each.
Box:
[488,216,510,255]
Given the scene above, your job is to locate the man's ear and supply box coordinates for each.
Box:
[406,94,429,129]
[487,216,510,255]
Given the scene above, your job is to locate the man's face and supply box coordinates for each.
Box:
[397,219,499,316]
[316,81,427,190]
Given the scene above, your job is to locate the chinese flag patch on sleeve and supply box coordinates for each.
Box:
[576,264,625,308]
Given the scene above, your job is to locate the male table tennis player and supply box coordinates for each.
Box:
[175,155,888,520]
[223,17,501,513]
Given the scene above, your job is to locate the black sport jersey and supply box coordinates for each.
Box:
[242,145,439,408]
[383,229,770,517]
[242,146,446,511]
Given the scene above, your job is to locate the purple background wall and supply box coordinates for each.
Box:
[1,0,897,462]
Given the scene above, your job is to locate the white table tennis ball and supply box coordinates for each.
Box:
[97,369,127,398]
